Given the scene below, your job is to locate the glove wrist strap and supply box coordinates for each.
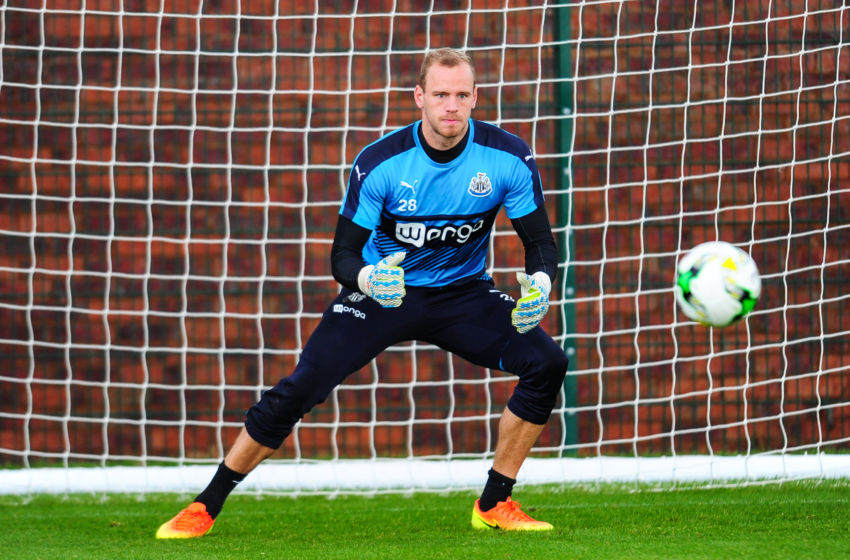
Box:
[530,271,552,295]
[357,265,374,294]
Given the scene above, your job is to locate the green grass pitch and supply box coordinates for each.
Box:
[1,480,848,559]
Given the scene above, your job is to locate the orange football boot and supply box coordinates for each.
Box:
[156,502,215,539]
[471,497,553,531]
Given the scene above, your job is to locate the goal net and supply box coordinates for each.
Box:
[2,1,849,494]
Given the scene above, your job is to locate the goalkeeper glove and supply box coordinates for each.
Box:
[357,252,407,308]
[511,271,552,333]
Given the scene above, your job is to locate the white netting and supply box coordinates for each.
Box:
[0,1,848,494]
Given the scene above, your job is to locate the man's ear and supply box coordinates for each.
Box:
[414,84,425,109]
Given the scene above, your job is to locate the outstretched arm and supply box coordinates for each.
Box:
[510,205,558,283]
[330,214,372,292]
[510,206,559,333]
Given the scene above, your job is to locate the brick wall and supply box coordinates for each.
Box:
[0,1,847,465]
[569,1,850,454]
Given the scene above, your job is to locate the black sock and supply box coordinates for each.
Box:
[478,468,516,512]
[193,462,246,519]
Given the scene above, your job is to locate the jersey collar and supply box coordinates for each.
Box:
[414,119,475,165]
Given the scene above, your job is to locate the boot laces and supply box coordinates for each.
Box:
[173,505,211,530]
[500,499,532,522]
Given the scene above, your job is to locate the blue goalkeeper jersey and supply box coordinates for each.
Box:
[340,119,544,287]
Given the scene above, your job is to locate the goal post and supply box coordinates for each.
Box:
[1,1,849,495]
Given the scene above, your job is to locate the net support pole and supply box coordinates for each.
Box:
[556,4,578,454]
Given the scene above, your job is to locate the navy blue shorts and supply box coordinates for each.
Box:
[245,279,569,449]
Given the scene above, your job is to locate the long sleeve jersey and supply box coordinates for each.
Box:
[333,119,555,289]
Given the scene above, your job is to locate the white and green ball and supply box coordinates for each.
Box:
[675,241,761,328]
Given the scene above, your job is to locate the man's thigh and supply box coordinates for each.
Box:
[297,288,416,376]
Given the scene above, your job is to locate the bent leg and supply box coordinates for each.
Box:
[424,282,568,479]
[490,328,568,479]
[498,327,569,426]
[425,281,569,427]
[244,289,416,453]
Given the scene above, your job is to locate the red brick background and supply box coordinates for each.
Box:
[0,1,847,467]
[568,1,849,456]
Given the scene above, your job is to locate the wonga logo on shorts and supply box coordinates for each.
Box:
[395,219,485,248]
[333,304,366,319]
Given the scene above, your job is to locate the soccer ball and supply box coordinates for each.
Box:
[674,241,761,327]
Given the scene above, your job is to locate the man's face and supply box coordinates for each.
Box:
[414,62,477,149]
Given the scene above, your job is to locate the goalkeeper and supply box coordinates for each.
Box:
[157,47,568,538]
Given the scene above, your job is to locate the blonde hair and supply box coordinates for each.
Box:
[418,48,475,89]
